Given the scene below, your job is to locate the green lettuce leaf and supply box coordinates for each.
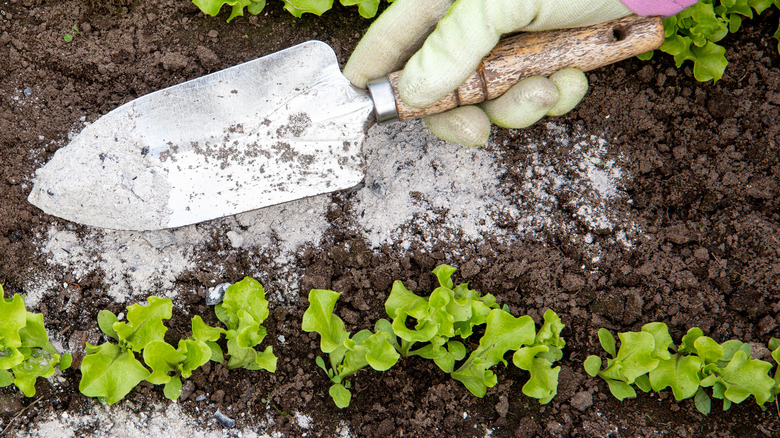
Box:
[513,345,560,404]
[410,340,466,373]
[718,350,775,405]
[11,349,60,397]
[302,289,349,353]
[163,375,183,400]
[178,339,213,378]
[143,340,185,385]
[113,296,172,352]
[0,369,13,387]
[282,0,334,17]
[79,342,150,405]
[614,331,659,383]
[217,277,269,330]
[329,382,351,408]
[605,378,637,400]
[452,310,535,397]
[641,322,673,360]
[97,310,119,340]
[535,309,566,349]
[225,309,269,370]
[0,293,26,350]
[598,328,617,358]
[363,331,401,371]
[191,315,225,363]
[649,354,703,400]
[583,355,602,377]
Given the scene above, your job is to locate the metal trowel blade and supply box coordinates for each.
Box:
[28,41,375,230]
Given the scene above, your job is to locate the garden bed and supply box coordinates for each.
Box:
[1,0,779,436]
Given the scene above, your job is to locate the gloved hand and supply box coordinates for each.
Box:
[343,0,636,147]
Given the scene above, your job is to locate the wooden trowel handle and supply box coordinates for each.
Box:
[375,15,664,121]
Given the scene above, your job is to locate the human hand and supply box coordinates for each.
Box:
[343,0,636,147]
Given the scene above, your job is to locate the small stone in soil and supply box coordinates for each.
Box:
[0,393,23,414]
[179,380,196,401]
[214,410,235,428]
[207,283,232,305]
[23,87,32,96]
[142,230,177,249]
[570,391,593,411]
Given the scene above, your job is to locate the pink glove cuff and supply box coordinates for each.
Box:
[620,0,698,17]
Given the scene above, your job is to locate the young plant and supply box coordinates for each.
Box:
[385,265,565,403]
[213,277,277,371]
[304,265,565,408]
[584,323,777,414]
[80,296,174,404]
[383,265,503,373]
[452,308,565,404]
[193,0,396,22]
[63,24,80,43]
[0,286,72,397]
[79,277,276,404]
[302,288,399,408]
[639,0,780,82]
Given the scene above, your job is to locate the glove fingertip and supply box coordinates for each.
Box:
[482,76,559,129]
[546,68,589,117]
[424,107,491,148]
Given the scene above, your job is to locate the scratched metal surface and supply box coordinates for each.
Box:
[29,41,375,230]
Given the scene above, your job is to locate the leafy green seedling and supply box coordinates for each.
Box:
[585,323,777,414]
[305,265,565,407]
[79,296,172,404]
[0,286,71,397]
[193,0,396,22]
[214,277,277,371]
[384,265,502,372]
[639,0,780,82]
[80,278,276,404]
[452,308,564,403]
[303,288,399,408]
[387,266,565,403]
[511,309,566,404]
[63,24,80,43]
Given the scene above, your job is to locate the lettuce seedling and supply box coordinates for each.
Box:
[451,308,564,403]
[193,0,396,21]
[80,278,276,404]
[585,323,777,414]
[305,265,565,407]
[386,265,565,403]
[384,265,502,373]
[142,318,217,399]
[80,296,172,404]
[214,277,277,371]
[303,288,399,408]
[511,309,566,403]
[639,0,780,82]
[0,286,72,397]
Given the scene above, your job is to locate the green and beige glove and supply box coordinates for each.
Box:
[341,0,650,147]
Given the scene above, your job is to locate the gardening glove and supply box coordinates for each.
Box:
[342,0,691,147]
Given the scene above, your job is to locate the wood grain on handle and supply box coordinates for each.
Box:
[386,15,665,121]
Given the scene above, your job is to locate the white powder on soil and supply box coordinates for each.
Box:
[23,119,640,436]
[23,402,282,438]
[350,120,639,259]
[354,121,513,249]
[25,194,330,306]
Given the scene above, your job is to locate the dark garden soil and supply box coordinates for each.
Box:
[2,0,780,436]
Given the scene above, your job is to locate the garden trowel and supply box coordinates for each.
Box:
[29,15,663,231]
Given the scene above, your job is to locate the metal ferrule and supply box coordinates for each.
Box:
[367,77,398,123]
